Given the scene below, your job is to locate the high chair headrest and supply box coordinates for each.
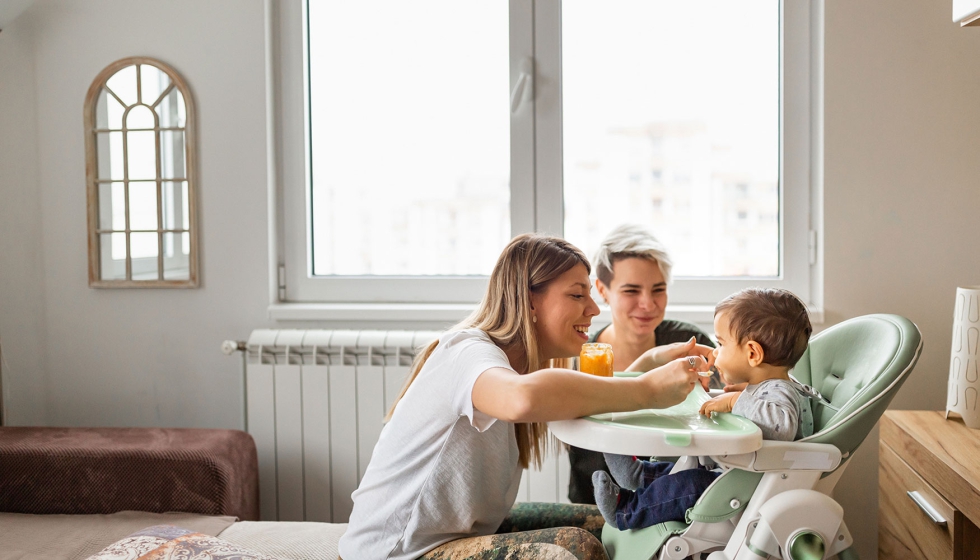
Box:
[789,314,922,460]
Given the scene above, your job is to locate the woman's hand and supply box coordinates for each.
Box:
[634,357,703,409]
[473,354,705,423]
[700,391,741,415]
[473,360,702,423]
[625,337,715,373]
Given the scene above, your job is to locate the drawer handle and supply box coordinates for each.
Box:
[907,491,948,527]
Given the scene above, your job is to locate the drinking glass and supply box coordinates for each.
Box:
[580,343,614,377]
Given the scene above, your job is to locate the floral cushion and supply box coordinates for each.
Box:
[86,524,278,560]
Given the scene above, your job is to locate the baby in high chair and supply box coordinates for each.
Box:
[593,287,815,530]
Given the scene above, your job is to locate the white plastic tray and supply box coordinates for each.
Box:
[548,381,762,457]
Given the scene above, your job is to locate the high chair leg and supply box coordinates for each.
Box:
[708,471,821,560]
[667,455,700,475]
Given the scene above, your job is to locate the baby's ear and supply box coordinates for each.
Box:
[745,340,765,367]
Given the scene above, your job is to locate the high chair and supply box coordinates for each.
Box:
[555,314,922,560]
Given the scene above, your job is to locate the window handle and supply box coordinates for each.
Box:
[510,57,533,115]
[907,491,948,527]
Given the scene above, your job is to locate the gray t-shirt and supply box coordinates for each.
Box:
[731,378,814,441]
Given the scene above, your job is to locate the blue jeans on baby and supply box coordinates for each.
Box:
[614,460,720,530]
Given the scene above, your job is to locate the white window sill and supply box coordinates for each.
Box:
[268,302,825,326]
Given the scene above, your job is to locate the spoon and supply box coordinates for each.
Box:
[687,356,715,377]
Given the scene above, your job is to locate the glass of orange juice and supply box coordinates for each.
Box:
[579,343,614,377]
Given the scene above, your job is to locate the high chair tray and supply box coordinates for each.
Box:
[549,378,763,457]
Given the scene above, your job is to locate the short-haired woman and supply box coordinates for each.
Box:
[338,233,711,560]
[567,224,717,504]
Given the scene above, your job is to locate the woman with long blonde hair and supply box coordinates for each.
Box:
[338,234,710,560]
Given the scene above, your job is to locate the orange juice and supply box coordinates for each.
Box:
[579,343,614,377]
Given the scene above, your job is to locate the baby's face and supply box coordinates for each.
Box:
[712,312,752,384]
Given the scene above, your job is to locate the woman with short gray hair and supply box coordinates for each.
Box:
[568,224,717,504]
[593,223,675,291]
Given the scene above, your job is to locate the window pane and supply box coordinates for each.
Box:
[98,182,126,231]
[130,231,159,262]
[140,64,172,107]
[96,132,124,181]
[155,88,186,128]
[129,182,158,231]
[127,130,157,180]
[162,181,188,230]
[106,65,137,107]
[101,232,127,272]
[308,0,510,276]
[96,88,124,130]
[126,105,156,130]
[562,0,779,277]
[163,233,190,279]
[160,130,186,179]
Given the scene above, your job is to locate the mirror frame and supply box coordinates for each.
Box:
[84,56,199,288]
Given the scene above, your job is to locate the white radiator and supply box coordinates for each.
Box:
[245,329,571,523]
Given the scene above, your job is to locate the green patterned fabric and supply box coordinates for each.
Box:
[495,502,605,541]
[418,503,607,560]
[420,527,605,560]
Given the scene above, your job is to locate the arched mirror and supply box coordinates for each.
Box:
[84,57,198,287]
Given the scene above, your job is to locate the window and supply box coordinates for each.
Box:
[85,57,198,288]
[308,2,510,278]
[274,1,820,313]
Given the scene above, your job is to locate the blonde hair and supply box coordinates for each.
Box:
[593,224,673,286]
[385,233,590,469]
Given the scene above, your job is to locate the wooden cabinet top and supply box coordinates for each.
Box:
[881,411,980,525]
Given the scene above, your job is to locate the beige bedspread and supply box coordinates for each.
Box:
[218,521,347,560]
[0,510,236,560]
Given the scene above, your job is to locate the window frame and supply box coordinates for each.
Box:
[85,56,199,289]
[269,0,823,321]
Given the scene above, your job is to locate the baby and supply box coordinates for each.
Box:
[593,287,814,531]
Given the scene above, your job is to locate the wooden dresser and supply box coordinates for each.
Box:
[879,411,980,559]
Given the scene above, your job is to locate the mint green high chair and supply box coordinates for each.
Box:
[557,314,922,560]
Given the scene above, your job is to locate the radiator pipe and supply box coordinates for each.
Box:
[222,340,248,355]
[222,340,249,432]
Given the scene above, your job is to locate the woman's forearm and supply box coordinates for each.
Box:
[472,360,699,424]
[514,368,652,421]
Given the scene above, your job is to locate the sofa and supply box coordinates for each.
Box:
[0,426,351,559]
[0,427,604,560]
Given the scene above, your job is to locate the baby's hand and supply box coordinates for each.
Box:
[699,391,741,416]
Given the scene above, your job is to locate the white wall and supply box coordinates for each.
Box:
[0,0,273,429]
[824,0,980,557]
[0,16,48,426]
[2,0,980,555]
